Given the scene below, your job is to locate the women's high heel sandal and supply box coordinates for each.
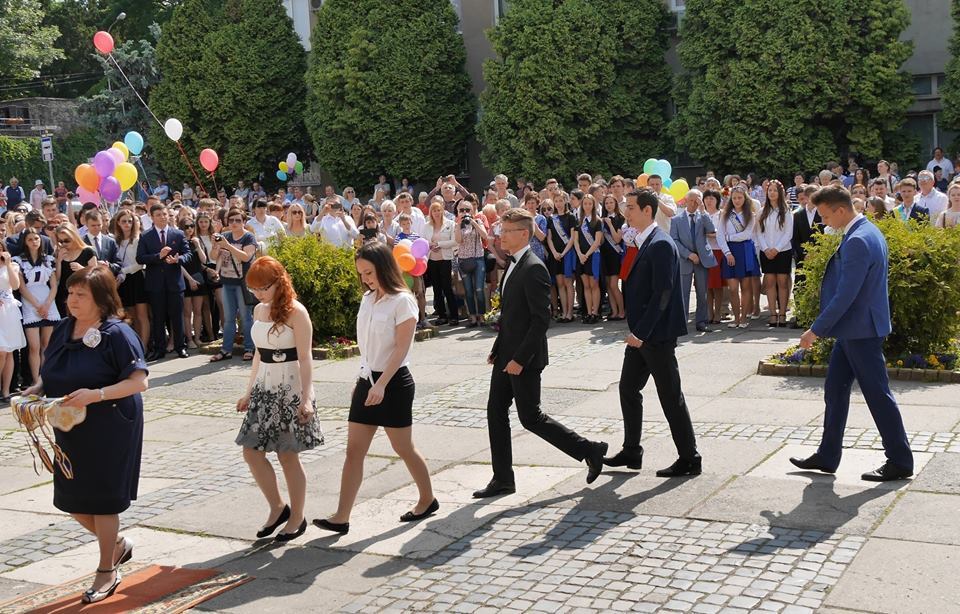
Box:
[115,536,134,566]
[82,568,121,604]
[256,504,290,539]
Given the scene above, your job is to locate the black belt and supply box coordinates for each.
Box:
[258,347,298,363]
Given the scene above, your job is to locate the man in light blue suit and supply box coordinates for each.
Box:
[791,185,913,481]
[669,189,718,332]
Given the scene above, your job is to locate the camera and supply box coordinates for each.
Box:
[459,213,472,228]
[214,234,223,242]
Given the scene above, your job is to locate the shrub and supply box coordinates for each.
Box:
[269,235,363,341]
[794,218,960,357]
[0,129,100,187]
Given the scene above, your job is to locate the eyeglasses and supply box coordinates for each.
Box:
[292,211,302,216]
[248,282,275,293]
[229,217,243,223]
[57,239,70,245]
[458,209,471,214]
[183,224,195,229]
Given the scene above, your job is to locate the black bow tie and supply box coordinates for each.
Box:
[509,254,517,263]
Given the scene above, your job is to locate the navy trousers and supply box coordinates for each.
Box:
[817,337,913,471]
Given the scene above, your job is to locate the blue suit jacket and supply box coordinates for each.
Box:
[669,210,718,274]
[135,226,192,292]
[811,217,891,340]
[624,226,688,343]
[894,203,930,224]
[84,234,121,277]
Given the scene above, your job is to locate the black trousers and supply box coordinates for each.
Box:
[486,366,593,484]
[147,290,185,353]
[428,259,457,319]
[618,341,699,460]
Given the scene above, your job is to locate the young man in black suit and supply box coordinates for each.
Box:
[82,210,121,277]
[136,203,193,360]
[605,189,702,477]
[473,208,608,498]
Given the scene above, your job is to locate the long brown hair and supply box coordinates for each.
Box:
[759,180,788,232]
[356,241,408,295]
[722,186,753,227]
[245,257,296,335]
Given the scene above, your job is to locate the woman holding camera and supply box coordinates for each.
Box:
[209,208,257,362]
[454,199,489,328]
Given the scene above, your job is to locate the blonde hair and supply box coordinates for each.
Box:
[56,223,86,252]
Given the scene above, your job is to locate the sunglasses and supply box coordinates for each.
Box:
[229,217,243,223]
[44,225,57,231]
[183,224,195,229]
[292,211,302,216]
[458,209,471,214]
[57,239,70,245]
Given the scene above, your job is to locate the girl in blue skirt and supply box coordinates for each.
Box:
[574,194,603,324]
[717,185,759,328]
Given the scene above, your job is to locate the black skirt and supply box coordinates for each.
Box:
[118,270,147,307]
[760,250,793,274]
[348,367,415,428]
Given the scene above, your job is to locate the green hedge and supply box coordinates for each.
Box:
[0,129,101,187]
[269,235,363,341]
[795,218,960,357]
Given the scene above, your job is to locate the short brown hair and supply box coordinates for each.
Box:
[811,185,853,210]
[500,207,534,236]
[66,264,125,320]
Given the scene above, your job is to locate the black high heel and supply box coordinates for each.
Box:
[256,504,290,539]
[274,519,307,543]
[82,567,121,604]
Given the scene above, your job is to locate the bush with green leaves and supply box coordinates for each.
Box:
[305,0,475,190]
[794,218,960,357]
[0,129,101,188]
[478,0,671,184]
[269,235,363,341]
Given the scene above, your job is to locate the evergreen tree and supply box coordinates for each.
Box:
[305,0,475,190]
[939,0,960,152]
[477,0,671,183]
[672,0,913,177]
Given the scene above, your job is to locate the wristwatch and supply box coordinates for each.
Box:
[98,388,105,401]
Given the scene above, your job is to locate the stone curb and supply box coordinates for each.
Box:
[757,360,960,383]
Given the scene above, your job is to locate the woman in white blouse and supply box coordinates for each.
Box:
[756,181,794,327]
[314,242,437,535]
[716,186,760,328]
[422,200,458,325]
[110,209,149,344]
[936,182,960,229]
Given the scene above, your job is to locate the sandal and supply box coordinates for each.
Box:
[242,351,255,361]
[82,567,121,604]
[209,351,232,363]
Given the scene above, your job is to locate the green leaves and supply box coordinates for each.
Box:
[0,0,64,81]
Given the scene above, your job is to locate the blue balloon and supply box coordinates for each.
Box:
[654,159,672,179]
[124,131,144,155]
[663,178,673,189]
[276,170,288,181]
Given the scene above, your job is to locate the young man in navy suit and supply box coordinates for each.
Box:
[605,189,701,477]
[136,203,193,360]
[82,210,121,277]
[793,185,913,481]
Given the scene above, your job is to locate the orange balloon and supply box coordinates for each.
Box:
[75,164,100,192]
[637,173,649,188]
[397,252,416,272]
[392,243,411,260]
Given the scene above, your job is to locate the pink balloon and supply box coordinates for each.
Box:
[93,150,116,177]
[77,187,100,205]
[199,148,219,172]
[99,175,121,201]
[106,147,125,166]
[410,237,430,259]
[411,258,428,277]
[93,31,114,54]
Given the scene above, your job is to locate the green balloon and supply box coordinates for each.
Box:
[403,273,415,289]
[295,161,304,174]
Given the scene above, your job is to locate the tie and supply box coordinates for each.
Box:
[94,236,101,255]
[509,254,517,263]
[159,229,166,246]
[689,214,696,245]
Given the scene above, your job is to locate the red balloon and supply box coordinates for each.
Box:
[199,148,219,172]
[93,31,114,54]
[411,258,428,277]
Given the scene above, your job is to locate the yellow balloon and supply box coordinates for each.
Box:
[111,141,129,161]
[279,161,288,172]
[114,162,138,191]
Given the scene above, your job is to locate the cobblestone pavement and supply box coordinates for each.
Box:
[1,324,958,613]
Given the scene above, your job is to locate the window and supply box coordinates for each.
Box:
[905,114,935,156]
[668,0,686,11]
[494,0,509,23]
[912,75,934,97]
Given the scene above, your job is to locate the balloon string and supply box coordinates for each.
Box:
[132,156,153,194]
[175,141,206,195]
[208,171,219,195]
[107,54,164,130]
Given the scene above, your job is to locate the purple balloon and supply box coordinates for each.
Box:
[106,147,125,166]
[410,237,430,259]
[286,152,297,168]
[93,150,116,178]
[100,175,121,201]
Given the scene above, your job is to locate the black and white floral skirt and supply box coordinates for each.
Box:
[235,364,324,453]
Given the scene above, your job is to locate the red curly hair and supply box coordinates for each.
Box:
[245,256,297,335]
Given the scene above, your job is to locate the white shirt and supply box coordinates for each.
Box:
[918,188,949,220]
[805,207,817,227]
[756,210,794,253]
[405,207,426,235]
[140,213,153,231]
[715,209,757,255]
[654,194,677,232]
[118,237,143,274]
[842,213,864,237]
[633,222,658,250]
[247,215,285,242]
[927,158,954,177]
[502,244,530,288]
[29,188,46,209]
[312,213,359,248]
[706,211,721,250]
[356,291,418,378]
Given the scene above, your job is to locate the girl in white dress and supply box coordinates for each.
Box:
[13,227,60,385]
[0,240,26,401]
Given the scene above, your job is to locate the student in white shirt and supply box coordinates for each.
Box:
[246,198,286,247]
[311,199,359,248]
[756,181,794,327]
[716,186,760,328]
[314,241,436,535]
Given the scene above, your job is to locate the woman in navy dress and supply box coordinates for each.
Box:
[24,265,148,604]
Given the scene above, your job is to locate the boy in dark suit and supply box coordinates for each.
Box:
[82,210,121,276]
[605,189,701,477]
[473,208,608,498]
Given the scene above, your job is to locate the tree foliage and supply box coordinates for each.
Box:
[0,129,101,187]
[0,0,64,81]
[477,0,671,184]
[305,0,475,190]
[150,0,309,188]
[672,0,913,177]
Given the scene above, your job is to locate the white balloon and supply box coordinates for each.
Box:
[164,118,183,141]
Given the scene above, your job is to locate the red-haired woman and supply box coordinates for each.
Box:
[235,257,323,543]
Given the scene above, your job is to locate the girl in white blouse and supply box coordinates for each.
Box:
[110,209,149,344]
[716,186,760,328]
[314,242,437,535]
[756,181,794,327]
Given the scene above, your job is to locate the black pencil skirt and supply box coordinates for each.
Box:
[348,366,415,428]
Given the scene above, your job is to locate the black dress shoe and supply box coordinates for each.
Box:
[585,441,609,484]
[274,519,307,543]
[604,448,644,470]
[177,349,189,358]
[696,325,712,332]
[146,350,165,362]
[472,480,516,498]
[400,499,439,522]
[788,455,836,474]
[312,518,349,534]
[862,462,912,482]
[655,457,702,477]
[256,505,290,539]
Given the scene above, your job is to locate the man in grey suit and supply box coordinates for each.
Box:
[669,189,718,332]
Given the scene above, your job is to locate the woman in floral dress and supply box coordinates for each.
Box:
[235,257,323,543]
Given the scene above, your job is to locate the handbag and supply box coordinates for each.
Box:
[458,256,478,274]
[10,395,84,479]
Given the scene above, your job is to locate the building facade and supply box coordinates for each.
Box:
[285,0,953,188]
